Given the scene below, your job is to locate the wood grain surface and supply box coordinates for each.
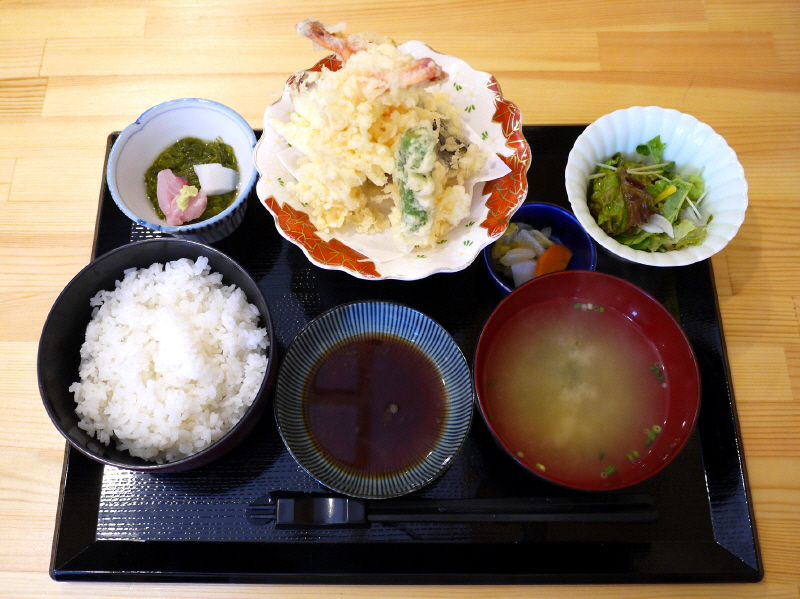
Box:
[1,1,798,597]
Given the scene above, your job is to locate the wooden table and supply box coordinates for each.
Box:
[2,1,798,597]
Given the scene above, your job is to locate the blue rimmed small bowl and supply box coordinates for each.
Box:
[483,202,597,295]
[274,301,473,499]
[107,98,257,244]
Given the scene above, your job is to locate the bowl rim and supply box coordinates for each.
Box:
[565,105,748,267]
[482,201,598,295]
[37,238,277,472]
[473,269,701,491]
[273,299,474,498]
[107,98,258,234]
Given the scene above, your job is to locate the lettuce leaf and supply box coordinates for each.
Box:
[589,169,629,236]
[590,164,658,237]
[639,233,662,252]
[670,219,707,249]
[660,180,690,222]
[686,173,704,200]
[616,229,652,248]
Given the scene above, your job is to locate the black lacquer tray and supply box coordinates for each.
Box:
[49,126,763,584]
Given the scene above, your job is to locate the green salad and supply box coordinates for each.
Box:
[589,135,709,252]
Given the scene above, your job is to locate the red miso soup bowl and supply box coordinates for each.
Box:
[474,270,700,491]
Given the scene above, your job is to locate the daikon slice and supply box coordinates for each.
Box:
[511,260,537,287]
[499,248,537,267]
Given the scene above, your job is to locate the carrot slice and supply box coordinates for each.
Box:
[535,244,573,277]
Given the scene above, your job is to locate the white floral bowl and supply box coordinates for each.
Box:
[565,106,747,267]
[108,98,258,245]
[255,42,530,280]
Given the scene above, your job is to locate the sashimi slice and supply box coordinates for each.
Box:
[180,187,208,223]
[156,169,187,217]
[156,169,208,226]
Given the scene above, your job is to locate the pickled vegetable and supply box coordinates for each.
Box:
[491,222,571,287]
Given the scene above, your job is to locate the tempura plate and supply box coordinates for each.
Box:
[255,42,530,280]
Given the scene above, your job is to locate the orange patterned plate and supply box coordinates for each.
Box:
[254,41,531,280]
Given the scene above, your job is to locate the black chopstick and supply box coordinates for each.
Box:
[246,492,657,527]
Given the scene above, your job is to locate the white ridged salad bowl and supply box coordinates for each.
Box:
[565,106,748,267]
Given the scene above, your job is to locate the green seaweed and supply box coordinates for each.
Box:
[144,136,238,222]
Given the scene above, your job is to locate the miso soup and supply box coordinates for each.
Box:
[479,297,668,487]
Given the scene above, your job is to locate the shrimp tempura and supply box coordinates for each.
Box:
[296,19,446,88]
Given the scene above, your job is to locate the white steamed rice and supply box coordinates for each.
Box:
[68,256,269,463]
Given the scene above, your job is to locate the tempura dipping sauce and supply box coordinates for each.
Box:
[303,334,446,475]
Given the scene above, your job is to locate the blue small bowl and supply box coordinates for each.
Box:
[484,202,597,295]
[107,98,257,244]
[274,301,473,499]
